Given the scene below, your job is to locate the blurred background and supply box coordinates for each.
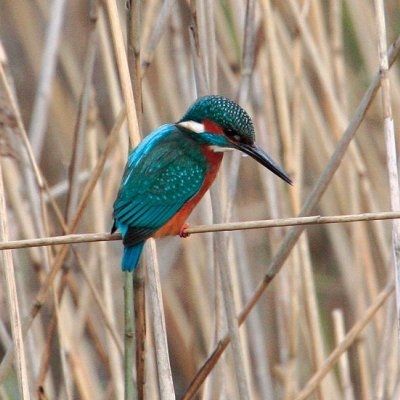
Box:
[0,0,399,399]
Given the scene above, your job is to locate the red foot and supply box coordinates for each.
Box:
[179,223,190,238]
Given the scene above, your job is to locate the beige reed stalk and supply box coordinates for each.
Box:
[88,123,124,399]
[141,0,177,74]
[104,0,140,147]
[332,309,355,400]
[192,1,253,397]
[0,102,125,383]
[374,297,396,400]
[28,0,67,159]
[127,3,147,399]
[193,2,231,398]
[104,3,139,398]
[0,149,30,400]
[373,0,400,341]
[294,283,394,400]
[145,241,175,399]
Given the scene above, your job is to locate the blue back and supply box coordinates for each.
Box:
[113,124,208,252]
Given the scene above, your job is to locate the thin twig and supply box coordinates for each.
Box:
[1,210,400,251]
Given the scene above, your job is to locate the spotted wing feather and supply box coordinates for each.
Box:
[113,124,207,247]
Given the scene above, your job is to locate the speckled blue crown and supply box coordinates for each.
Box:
[180,95,255,144]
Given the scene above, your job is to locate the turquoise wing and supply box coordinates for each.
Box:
[113,124,207,247]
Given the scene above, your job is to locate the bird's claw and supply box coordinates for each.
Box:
[179,223,190,238]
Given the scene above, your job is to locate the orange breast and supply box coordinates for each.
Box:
[154,146,223,237]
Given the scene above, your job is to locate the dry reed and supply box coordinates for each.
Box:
[1,1,400,399]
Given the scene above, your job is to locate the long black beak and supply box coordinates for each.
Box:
[235,143,292,185]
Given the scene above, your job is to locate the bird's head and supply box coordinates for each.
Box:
[177,95,292,184]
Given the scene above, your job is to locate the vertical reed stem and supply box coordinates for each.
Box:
[0,160,30,400]
[373,0,400,345]
[124,271,137,400]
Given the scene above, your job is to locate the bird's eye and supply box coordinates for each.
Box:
[225,128,238,140]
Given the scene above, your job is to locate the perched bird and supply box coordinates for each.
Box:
[112,95,292,271]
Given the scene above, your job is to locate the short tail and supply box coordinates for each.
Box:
[122,242,145,271]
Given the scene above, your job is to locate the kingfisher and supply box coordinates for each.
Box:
[112,95,292,271]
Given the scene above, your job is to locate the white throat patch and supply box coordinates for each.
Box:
[177,120,205,133]
[209,146,234,153]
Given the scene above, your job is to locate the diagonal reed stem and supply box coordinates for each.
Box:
[294,283,394,400]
